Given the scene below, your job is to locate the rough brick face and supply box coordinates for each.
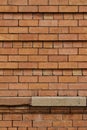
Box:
[0,0,87,130]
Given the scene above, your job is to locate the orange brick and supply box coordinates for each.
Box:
[39,49,58,55]
[29,83,48,89]
[39,20,58,26]
[0,76,18,83]
[79,20,87,26]
[9,83,28,89]
[39,76,58,82]
[13,121,31,127]
[59,6,78,12]
[59,76,78,83]
[0,90,17,96]
[0,56,7,61]
[39,6,58,12]
[39,34,58,40]
[8,0,27,5]
[49,27,68,33]
[19,48,37,55]
[0,48,18,55]
[0,121,12,127]
[29,27,48,33]
[19,20,38,26]
[49,0,68,5]
[79,6,87,12]
[33,121,52,127]
[69,55,87,61]
[0,27,8,33]
[39,90,57,96]
[9,27,28,33]
[9,56,28,61]
[59,49,77,54]
[29,0,48,5]
[19,76,38,82]
[49,56,67,61]
[70,27,87,33]
[79,48,87,54]
[69,0,87,5]
[19,63,38,69]
[19,6,38,12]
[79,34,87,40]
[0,63,18,69]
[59,20,77,26]
[0,6,17,12]
[53,121,72,127]
[0,20,18,26]
[3,114,22,120]
[59,62,78,69]
[0,0,7,5]
[79,76,87,82]
[59,90,77,96]
[73,121,87,126]
[19,34,38,41]
[39,62,58,69]
[59,34,77,40]
[29,56,48,61]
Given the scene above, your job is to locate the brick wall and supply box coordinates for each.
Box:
[0,0,87,129]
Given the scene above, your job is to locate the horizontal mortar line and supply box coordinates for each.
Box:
[0,12,87,14]
[0,40,87,42]
[0,97,86,107]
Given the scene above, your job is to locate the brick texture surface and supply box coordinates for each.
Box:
[0,0,87,129]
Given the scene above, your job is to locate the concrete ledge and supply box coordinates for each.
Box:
[0,97,86,106]
[0,97,31,106]
[32,97,86,106]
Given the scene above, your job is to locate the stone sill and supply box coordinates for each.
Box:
[0,97,86,107]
